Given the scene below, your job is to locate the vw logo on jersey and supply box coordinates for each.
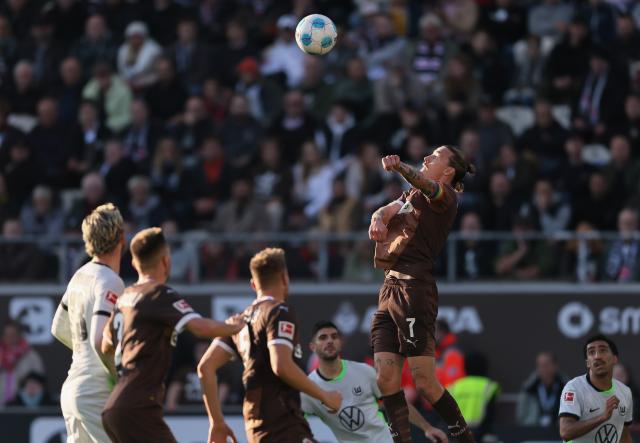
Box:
[595,424,618,443]
[339,406,365,431]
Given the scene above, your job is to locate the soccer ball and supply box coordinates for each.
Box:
[295,14,337,55]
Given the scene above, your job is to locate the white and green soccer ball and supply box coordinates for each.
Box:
[295,14,338,55]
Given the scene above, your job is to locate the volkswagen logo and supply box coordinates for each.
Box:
[338,406,365,431]
[595,424,618,443]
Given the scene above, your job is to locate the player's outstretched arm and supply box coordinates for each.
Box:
[382,155,440,198]
[197,343,237,443]
[51,302,72,349]
[369,200,403,242]
[186,315,245,339]
[268,343,342,413]
[407,403,448,443]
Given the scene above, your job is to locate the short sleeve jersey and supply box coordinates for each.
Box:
[62,262,124,383]
[374,184,457,279]
[559,374,633,443]
[213,296,309,436]
[301,360,393,443]
[104,282,201,409]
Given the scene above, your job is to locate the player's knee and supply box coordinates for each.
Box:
[196,358,211,379]
[376,367,401,394]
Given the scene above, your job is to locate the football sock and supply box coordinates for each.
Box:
[381,390,412,443]
[432,390,476,443]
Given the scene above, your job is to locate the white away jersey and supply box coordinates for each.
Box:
[62,262,124,384]
[559,374,633,443]
[301,360,393,443]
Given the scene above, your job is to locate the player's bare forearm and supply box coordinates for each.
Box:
[269,344,328,403]
[187,317,244,338]
[198,344,231,424]
[559,415,607,441]
[371,201,402,225]
[396,162,439,198]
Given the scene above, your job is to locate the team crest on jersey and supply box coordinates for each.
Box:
[278,321,295,340]
[353,386,362,396]
[398,201,414,214]
[106,291,118,304]
[563,391,575,404]
[620,405,626,416]
[173,299,193,314]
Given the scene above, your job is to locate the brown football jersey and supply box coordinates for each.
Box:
[104,282,201,410]
[374,184,457,280]
[214,295,311,440]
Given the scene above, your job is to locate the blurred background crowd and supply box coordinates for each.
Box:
[1,0,640,283]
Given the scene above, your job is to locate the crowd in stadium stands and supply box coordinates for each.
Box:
[0,0,640,281]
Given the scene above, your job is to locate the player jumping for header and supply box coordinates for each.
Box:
[559,334,633,443]
[51,203,126,443]
[368,147,476,443]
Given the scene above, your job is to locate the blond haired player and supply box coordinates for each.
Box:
[51,203,126,442]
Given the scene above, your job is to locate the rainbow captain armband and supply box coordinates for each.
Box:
[430,183,444,201]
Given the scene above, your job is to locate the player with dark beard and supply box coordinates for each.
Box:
[368,147,476,443]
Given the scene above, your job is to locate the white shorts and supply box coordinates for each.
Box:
[61,381,111,443]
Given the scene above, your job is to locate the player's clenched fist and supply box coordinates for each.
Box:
[321,390,342,413]
[369,218,388,242]
[382,155,401,172]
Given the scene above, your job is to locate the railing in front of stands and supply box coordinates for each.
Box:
[0,230,637,284]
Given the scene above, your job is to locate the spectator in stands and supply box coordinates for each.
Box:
[171,95,214,164]
[318,175,361,233]
[293,140,334,219]
[616,93,640,152]
[212,177,265,232]
[209,18,258,87]
[82,62,132,132]
[6,60,41,115]
[481,170,518,231]
[374,57,425,115]
[345,142,386,213]
[559,133,596,200]
[613,363,640,422]
[481,0,527,49]
[572,171,619,230]
[219,93,262,170]
[332,57,374,121]
[2,139,38,211]
[168,17,210,94]
[234,57,283,127]
[573,47,627,141]
[251,137,292,231]
[439,54,480,110]
[456,211,495,280]
[28,97,68,187]
[528,0,575,39]
[518,99,568,174]
[261,14,304,87]
[161,219,195,282]
[52,56,84,126]
[316,101,361,165]
[144,56,187,123]
[520,179,571,234]
[612,14,640,70]
[150,136,191,223]
[20,15,64,89]
[408,14,454,90]
[449,353,499,442]
[516,351,568,427]
[578,0,617,46]
[0,15,19,86]
[65,172,106,231]
[604,135,640,204]
[491,144,537,203]
[71,14,116,75]
[562,220,605,282]
[466,29,510,104]
[603,207,640,282]
[0,218,57,281]
[98,137,135,205]
[0,0,38,41]
[0,321,44,406]
[495,215,557,279]
[505,35,546,106]
[120,99,159,172]
[476,96,514,163]
[270,90,316,161]
[439,0,479,37]
[47,0,86,48]
[189,136,230,225]
[300,55,334,122]
[124,175,167,232]
[19,185,64,236]
[544,17,590,104]
[358,11,407,82]
[0,99,25,166]
[117,21,161,90]
[6,371,53,408]
[66,100,110,186]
